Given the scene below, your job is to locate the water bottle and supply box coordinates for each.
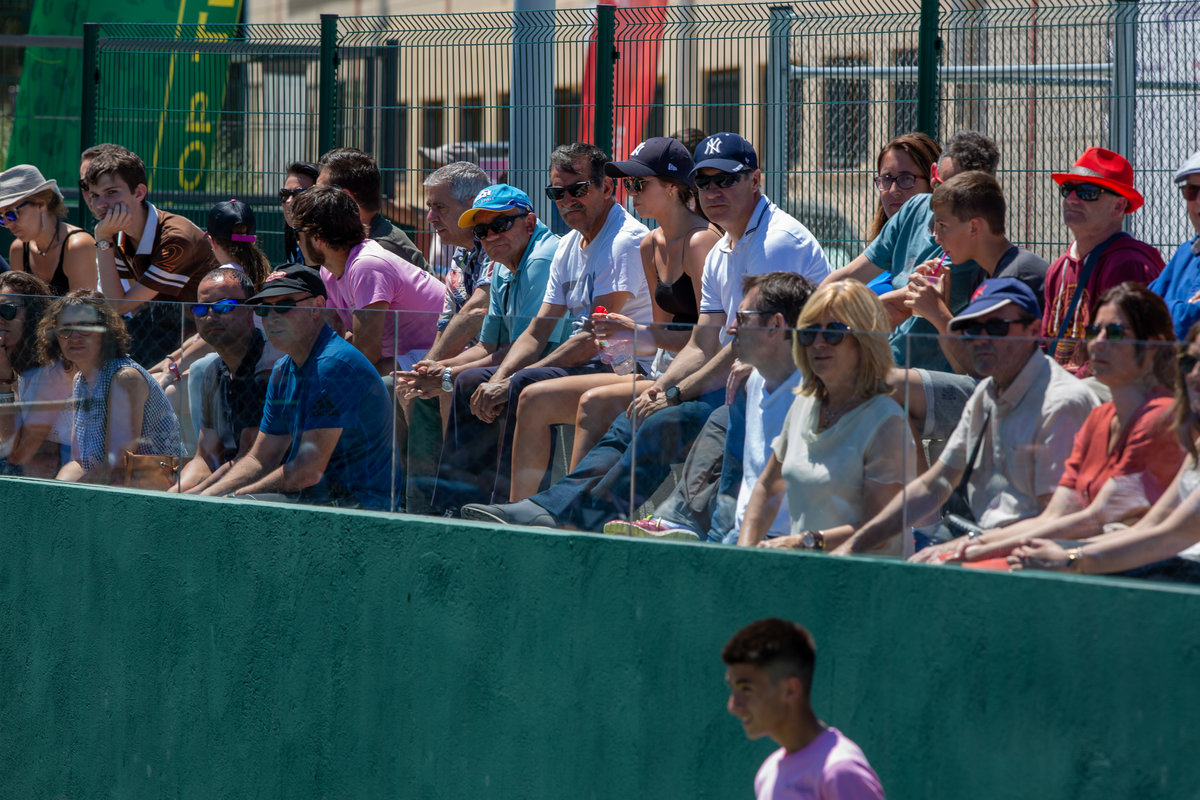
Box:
[593,306,636,376]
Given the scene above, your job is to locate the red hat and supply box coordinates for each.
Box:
[1051,146,1143,214]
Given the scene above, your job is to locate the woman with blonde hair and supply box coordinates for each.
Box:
[0,164,98,294]
[739,279,917,555]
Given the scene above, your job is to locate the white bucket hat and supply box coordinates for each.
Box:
[0,164,62,209]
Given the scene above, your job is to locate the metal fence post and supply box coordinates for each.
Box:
[79,22,99,228]
[594,4,616,156]
[319,13,339,155]
[766,6,795,204]
[512,1,556,225]
[1110,0,1136,164]
[916,0,940,138]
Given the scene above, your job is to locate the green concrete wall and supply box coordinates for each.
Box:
[1,478,1198,798]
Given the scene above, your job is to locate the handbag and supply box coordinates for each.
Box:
[123,451,181,491]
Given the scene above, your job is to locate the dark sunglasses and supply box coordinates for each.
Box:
[0,201,32,226]
[1179,352,1200,376]
[622,177,652,194]
[0,302,24,320]
[279,187,308,202]
[1181,184,1200,202]
[797,322,850,347]
[1059,182,1116,202]
[472,212,528,239]
[191,298,242,318]
[694,172,746,191]
[544,180,595,201]
[1083,322,1126,341]
[252,295,313,317]
[962,317,1034,338]
[874,172,920,190]
[734,309,774,327]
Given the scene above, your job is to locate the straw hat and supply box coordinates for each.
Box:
[0,164,62,209]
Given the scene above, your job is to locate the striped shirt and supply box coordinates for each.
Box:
[109,202,218,302]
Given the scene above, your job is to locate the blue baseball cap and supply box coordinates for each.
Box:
[458,184,534,228]
[605,137,695,183]
[690,132,758,176]
[949,277,1042,331]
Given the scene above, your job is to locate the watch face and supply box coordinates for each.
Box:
[801,532,815,549]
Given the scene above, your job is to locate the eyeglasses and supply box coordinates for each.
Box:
[874,172,919,191]
[1181,184,1200,202]
[797,322,850,347]
[191,298,242,318]
[1179,352,1200,376]
[734,310,774,327]
[472,212,529,240]
[252,296,314,317]
[0,302,24,321]
[1084,322,1126,341]
[961,317,1034,338]
[694,172,746,191]
[279,187,308,202]
[622,177,652,194]
[0,201,32,226]
[54,324,105,339]
[544,180,595,201]
[1059,182,1116,202]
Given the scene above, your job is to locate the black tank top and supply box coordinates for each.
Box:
[22,228,87,296]
[654,271,698,325]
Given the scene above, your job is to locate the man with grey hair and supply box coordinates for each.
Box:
[1151,149,1200,339]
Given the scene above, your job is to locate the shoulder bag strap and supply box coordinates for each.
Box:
[1051,230,1129,349]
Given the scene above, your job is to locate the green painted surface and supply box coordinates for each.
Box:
[1,478,1198,798]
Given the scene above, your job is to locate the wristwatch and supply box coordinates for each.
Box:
[1065,547,1084,572]
[664,385,682,406]
[95,240,113,251]
[801,530,825,551]
[441,367,454,393]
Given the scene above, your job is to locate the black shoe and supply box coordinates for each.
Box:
[461,499,559,528]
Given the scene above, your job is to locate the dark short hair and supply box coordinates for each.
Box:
[942,130,1000,175]
[202,266,255,297]
[0,271,53,374]
[1096,281,1177,388]
[930,171,1006,236]
[549,143,610,184]
[38,290,131,371]
[81,143,133,165]
[742,271,815,335]
[287,160,320,183]
[84,148,146,194]
[670,128,707,154]
[722,618,816,693]
[317,148,382,212]
[290,184,368,250]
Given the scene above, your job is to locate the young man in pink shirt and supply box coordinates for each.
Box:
[723,618,885,799]
[291,184,445,374]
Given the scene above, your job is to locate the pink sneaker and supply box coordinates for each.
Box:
[602,518,700,541]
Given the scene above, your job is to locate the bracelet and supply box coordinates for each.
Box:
[95,240,113,251]
[0,377,14,386]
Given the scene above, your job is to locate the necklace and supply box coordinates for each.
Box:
[820,393,857,429]
[32,219,62,257]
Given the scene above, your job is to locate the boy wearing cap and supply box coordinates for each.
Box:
[83,147,219,366]
[198,265,395,509]
[1149,150,1200,340]
[1044,146,1164,377]
[837,278,1096,558]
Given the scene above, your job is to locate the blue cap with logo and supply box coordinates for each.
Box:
[690,132,758,176]
[458,184,534,228]
[949,277,1042,331]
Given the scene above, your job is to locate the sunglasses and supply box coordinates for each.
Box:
[1179,352,1200,376]
[1059,182,1116,202]
[734,309,774,327]
[472,212,528,240]
[694,172,746,191]
[191,298,242,318]
[0,201,32,226]
[874,172,920,191]
[55,324,105,339]
[279,187,308,202]
[252,295,314,317]
[0,302,24,321]
[1181,184,1200,202]
[544,180,595,201]
[961,317,1034,338]
[622,177,653,194]
[1084,322,1126,341]
[797,322,850,347]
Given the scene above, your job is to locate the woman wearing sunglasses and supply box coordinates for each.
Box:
[1007,319,1200,582]
[39,291,181,487]
[0,164,98,295]
[0,272,75,477]
[739,280,917,555]
[505,137,719,502]
[932,283,1183,565]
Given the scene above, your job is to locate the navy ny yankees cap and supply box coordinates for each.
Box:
[605,137,695,184]
[690,132,758,176]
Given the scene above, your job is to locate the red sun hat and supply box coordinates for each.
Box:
[1051,146,1144,214]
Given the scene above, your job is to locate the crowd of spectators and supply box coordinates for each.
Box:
[2,133,1200,583]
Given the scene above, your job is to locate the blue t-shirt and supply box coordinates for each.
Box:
[260,325,395,510]
[1150,237,1200,341]
[479,220,561,348]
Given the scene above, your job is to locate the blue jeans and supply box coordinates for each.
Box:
[531,389,723,531]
